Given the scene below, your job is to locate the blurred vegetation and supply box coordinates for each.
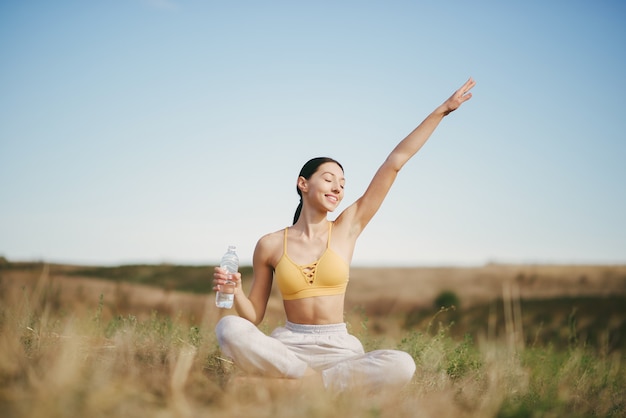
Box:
[2,260,626,416]
[405,295,626,353]
[0,260,254,294]
[3,261,626,353]
[434,290,460,310]
[1,276,624,418]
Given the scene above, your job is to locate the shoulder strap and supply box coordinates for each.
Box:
[283,227,289,255]
[327,222,333,248]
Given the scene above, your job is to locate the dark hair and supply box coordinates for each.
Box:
[293,157,344,224]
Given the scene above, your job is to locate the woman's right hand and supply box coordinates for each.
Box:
[213,266,242,294]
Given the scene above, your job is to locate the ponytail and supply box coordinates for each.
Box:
[293,198,303,225]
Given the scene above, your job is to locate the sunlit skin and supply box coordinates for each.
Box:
[214,78,476,328]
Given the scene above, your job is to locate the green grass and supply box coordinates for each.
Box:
[1,298,624,416]
[1,262,625,417]
[405,295,626,352]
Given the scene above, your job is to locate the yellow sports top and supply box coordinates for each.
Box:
[274,222,349,300]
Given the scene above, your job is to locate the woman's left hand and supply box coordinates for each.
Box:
[440,77,476,115]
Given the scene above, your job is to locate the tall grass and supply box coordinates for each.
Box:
[0,268,624,417]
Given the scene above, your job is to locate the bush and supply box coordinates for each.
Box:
[435,290,460,310]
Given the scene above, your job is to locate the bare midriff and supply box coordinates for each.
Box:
[283,294,345,325]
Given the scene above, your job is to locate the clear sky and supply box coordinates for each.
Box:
[1,0,625,267]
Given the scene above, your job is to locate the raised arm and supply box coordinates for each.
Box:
[339,78,476,235]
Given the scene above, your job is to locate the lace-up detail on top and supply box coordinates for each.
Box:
[300,263,317,285]
[274,222,349,300]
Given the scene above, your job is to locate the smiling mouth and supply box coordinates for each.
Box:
[326,195,338,203]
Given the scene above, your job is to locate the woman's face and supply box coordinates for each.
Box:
[300,162,345,212]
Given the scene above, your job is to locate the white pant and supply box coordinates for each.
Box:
[215,315,416,392]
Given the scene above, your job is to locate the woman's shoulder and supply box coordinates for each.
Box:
[255,227,286,252]
[255,227,287,267]
[258,227,287,244]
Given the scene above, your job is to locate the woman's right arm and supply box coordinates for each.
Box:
[213,235,274,325]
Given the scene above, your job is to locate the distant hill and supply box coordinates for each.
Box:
[2,259,625,350]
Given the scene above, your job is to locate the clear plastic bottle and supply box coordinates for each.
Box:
[215,245,239,309]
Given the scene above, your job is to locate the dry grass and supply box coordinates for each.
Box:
[1,262,625,417]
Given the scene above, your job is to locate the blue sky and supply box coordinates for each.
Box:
[1,0,625,266]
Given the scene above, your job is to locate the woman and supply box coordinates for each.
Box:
[214,78,476,392]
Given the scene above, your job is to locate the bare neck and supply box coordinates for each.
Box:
[292,212,329,238]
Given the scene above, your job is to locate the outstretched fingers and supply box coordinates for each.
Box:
[443,77,476,114]
[457,77,476,100]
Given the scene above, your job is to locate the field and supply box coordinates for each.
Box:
[1,259,625,417]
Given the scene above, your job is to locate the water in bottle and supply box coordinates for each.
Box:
[216,245,238,308]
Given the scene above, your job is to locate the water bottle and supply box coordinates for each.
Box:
[215,245,238,309]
